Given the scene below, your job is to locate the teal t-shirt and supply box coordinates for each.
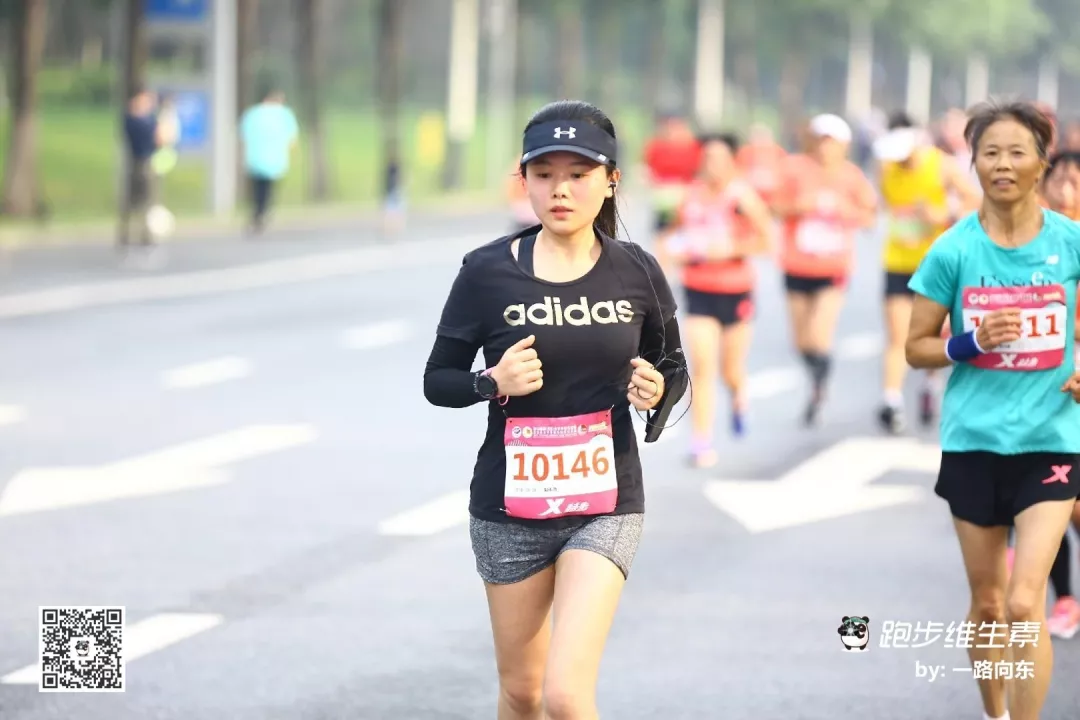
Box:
[909,209,1080,455]
[240,103,299,180]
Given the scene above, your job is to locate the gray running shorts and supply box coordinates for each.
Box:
[469,513,645,585]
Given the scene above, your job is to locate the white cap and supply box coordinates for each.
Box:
[873,127,920,162]
[809,114,853,143]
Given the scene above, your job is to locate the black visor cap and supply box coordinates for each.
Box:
[520,121,618,167]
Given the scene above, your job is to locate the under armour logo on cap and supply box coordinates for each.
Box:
[520,121,618,166]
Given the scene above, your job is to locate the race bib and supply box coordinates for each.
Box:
[795,220,846,255]
[961,285,1067,371]
[503,410,617,520]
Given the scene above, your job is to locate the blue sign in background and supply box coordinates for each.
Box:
[159,89,210,152]
[145,0,208,22]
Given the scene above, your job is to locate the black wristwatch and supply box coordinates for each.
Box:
[474,369,499,400]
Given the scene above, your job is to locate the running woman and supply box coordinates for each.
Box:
[873,111,980,433]
[1039,151,1080,639]
[658,133,774,468]
[424,99,687,720]
[735,123,787,207]
[642,113,702,239]
[772,113,878,426]
[906,100,1080,720]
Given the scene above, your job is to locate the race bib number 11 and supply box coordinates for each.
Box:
[504,410,617,520]
[961,284,1068,371]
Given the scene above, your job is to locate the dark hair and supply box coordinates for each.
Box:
[888,111,915,130]
[1047,150,1080,179]
[964,100,1055,161]
[521,100,620,239]
[699,131,741,153]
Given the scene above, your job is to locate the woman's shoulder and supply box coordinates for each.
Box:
[459,234,518,269]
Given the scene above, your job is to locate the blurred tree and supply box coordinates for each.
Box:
[377,0,404,202]
[295,0,329,200]
[593,0,621,115]
[1,0,48,217]
[888,0,1047,63]
[641,0,666,119]
[120,0,146,102]
[1034,0,1080,75]
[554,0,583,98]
[236,0,260,198]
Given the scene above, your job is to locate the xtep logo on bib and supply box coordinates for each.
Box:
[503,296,635,327]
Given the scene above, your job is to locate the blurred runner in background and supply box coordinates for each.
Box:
[772,114,877,427]
[642,113,702,241]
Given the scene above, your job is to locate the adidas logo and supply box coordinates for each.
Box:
[503,296,635,327]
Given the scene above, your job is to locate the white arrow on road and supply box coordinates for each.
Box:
[0,425,317,517]
[703,437,940,533]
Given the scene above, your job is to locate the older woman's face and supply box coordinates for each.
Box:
[974,118,1046,204]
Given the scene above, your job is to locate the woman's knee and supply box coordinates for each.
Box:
[971,589,1007,623]
[1006,585,1046,623]
[542,677,593,720]
[500,675,544,716]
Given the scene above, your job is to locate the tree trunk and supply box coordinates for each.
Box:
[377,0,404,197]
[555,0,584,98]
[778,48,807,150]
[236,0,260,196]
[122,0,146,103]
[2,0,48,217]
[295,0,329,200]
[642,0,666,118]
[594,1,620,114]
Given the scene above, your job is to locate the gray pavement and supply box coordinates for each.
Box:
[0,202,1078,719]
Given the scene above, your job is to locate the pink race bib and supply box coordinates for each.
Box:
[503,410,617,520]
[961,285,1067,371]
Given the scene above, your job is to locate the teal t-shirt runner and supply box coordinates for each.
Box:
[909,209,1080,454]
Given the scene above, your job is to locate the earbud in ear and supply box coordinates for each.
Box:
[609,181,617,189]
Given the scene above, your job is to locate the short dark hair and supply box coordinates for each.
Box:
[521,100,620,239]
[964,100,1055,160]
[888,111,915,130]
[1047,150,1080,178]
[698,132,741,153]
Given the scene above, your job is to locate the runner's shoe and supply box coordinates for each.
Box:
[878,405,906,434]
[731,412,745,438]
[1048,597,1080,639]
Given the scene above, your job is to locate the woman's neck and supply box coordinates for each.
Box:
[536,225,600,264]
[981,194,1044,242]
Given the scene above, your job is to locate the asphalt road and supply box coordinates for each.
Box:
[1,203,1078,719]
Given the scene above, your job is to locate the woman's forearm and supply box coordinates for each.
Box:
[906,336,954,370]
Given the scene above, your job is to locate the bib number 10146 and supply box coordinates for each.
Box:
[510,446,609,482]
[503,410,618,520]
[961,285,1068,371]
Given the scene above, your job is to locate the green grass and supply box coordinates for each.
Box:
[0,100,779,225]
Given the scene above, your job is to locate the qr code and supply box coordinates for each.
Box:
[39,606,125,692]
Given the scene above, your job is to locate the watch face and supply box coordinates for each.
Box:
[477,373,497,398]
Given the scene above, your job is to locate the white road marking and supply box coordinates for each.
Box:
[1,612,223,685]
[0,234,493,319]
[0,405,25,426]
[0,425,317,516]
[377,490,471,536]
[162,356,251,389]
[342,320,413,350]
[703,437,935,533]
[837,333,883,361]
